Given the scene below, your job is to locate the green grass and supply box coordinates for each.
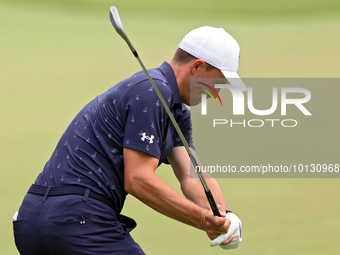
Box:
[1,0,340,254]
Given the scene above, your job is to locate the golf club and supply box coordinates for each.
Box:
[109,6,220,217]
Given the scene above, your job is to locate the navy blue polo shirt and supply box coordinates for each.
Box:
[34,62,193,213]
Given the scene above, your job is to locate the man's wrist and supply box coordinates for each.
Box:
[200,209,210,230]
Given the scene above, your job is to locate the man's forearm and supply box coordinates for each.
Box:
[126,170,207,230]
[180,175,231,211]
[124,148,208,230]
[169,146,231,211]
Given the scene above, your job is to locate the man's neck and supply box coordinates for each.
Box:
[169,60,190,105]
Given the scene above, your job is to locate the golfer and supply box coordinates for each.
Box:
[13,26,243,254]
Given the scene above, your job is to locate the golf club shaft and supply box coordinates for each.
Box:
[110,7,220,217]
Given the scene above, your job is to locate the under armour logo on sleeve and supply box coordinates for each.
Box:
[141,132,154,144]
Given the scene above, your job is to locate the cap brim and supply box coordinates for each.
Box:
[221,70,247,91]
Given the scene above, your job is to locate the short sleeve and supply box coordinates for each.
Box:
[121,79,173,159]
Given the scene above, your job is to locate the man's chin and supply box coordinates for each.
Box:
[189,99,201,106]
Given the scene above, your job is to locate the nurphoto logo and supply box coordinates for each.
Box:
[199,81,312,128]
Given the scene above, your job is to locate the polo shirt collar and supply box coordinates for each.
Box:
[157,62,182,109]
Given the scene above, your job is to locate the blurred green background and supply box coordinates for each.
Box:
[1,0,339,254]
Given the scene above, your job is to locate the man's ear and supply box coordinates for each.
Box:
[189,59,205,76]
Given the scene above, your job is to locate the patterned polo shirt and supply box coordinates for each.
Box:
[34,62,193,213]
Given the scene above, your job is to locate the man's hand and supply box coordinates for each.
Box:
[210,213,242,250]
[201,210,234,243]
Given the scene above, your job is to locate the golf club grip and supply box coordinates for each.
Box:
[205,190,221,216]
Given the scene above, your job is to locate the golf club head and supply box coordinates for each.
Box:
[110,7,124,36]
[110,6,137,55]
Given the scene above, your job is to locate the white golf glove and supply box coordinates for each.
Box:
[210,212,242,250]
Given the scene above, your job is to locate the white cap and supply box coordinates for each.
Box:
[178,26,247,91]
